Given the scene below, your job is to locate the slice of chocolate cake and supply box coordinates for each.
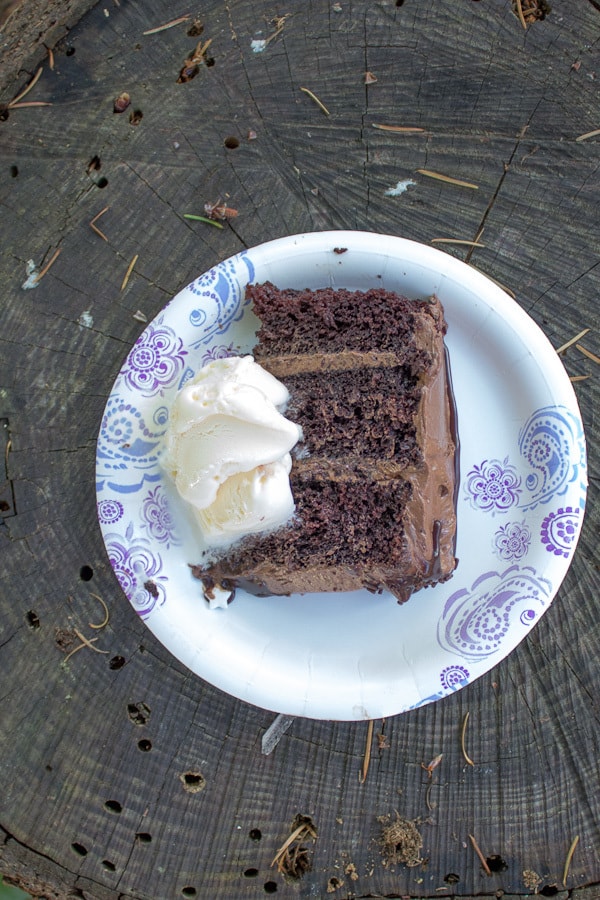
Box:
[191,283,458,603]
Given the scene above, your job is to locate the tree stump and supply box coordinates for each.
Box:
[1,1,599,898]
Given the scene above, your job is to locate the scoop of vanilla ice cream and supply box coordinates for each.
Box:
[162,356,302,544]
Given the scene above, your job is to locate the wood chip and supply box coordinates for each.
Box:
[417,169,479,189]
[570,375,591,383]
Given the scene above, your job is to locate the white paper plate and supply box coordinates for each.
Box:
[96,232,587,720]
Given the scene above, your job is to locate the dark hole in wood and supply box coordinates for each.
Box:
[444,873,460,884]
[45,765,52,772]
[263,883,278,894]
[181,770,206,793]
[104,799,122,814]
[96,177,109,189]
[26,610,40,629]
[224,136,240,149]
[71,842,88,856]
[328,877,342,890]
[127,702,151,725]
[138,739,152,752]
[10,165,18,177]
[0,109,10,122]
[129,109,143,126]
[187,19,203,37]
[205,57,215,67]
[87,155,101,173]
[0,500,9,511]
[65,47,76,56]
[249,828,262,841]
[181,888,197,897]
[486,855,508,873]
[395,0,404,5]
[109,655,126,670]
[79,565,94,581]
[102,860,116,872]
[244,868,259,878]
[136,832,152,843]
[540,887,559,897]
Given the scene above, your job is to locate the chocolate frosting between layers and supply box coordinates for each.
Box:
[190,290,458,603]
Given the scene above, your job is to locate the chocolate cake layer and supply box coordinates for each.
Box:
[191,283,458,602]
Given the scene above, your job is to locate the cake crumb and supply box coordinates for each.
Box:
[379,813,423,867]
[345,862,359,881]
[522,869,542,892]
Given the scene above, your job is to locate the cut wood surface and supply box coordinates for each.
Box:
[1,1,599,898]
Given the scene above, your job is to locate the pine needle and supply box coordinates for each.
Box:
[33,248,61,284]
[300,87,330,116]
[359,719,374,784]
[121,254,139,291]
[372,123,424,133]
[9,67,43,106]
[143,14,191,35]
[469,834,492,876]
[88,593,110,630]
[432,238,485,247]
[576,343,600,365]
[556,328,591,355]
[563,835,579,885]
[575,128,600,142]
[461,711,475,766]
[417,169,479,189]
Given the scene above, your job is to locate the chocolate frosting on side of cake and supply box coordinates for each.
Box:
[190,285,458,603]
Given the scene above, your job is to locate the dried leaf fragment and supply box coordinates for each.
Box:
[364,71,378,84]
[177,38,213,82]
[203,198,238,220]
[113,92,130,113]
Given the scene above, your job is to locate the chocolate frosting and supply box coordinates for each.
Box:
[190,289,458,603]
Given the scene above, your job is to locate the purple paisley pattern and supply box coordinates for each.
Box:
[465,458,521,513]
[121,322,187,396]
[201,343,239,365]
[519,406,587,510]
[541,507,581,558]
[96,396,164,493]
[105,526,166,618]
[438,565,552,661]
[493,521,531,561]
[141,486,181,548]
[188,252,255,348]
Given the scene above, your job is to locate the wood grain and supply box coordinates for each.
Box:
[1,0,599,897]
